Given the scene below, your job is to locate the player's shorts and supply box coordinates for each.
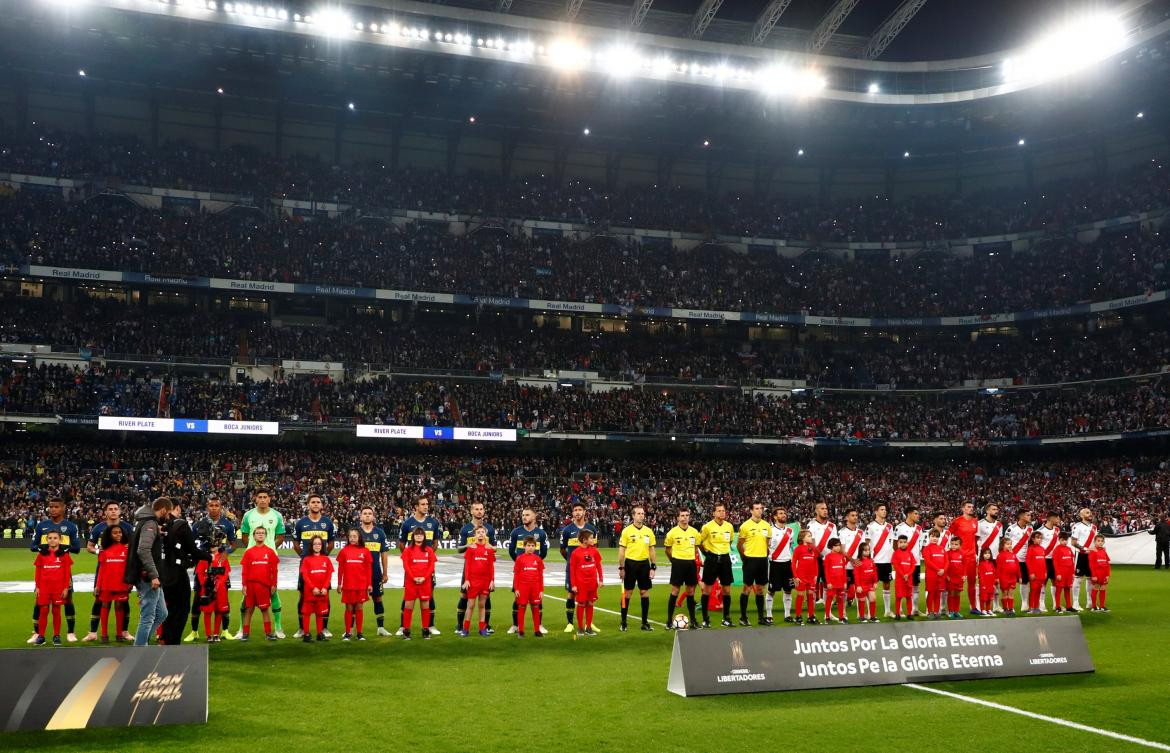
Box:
[998,579,1018,592]
[199,591,229,612]
[795,578,814,593]
[404,580,433,602]
[670,558,699,588]
[741,556,768,587]
[1075,553,1092,578]
[466,580,492,599]
[816,557,826,583]
[622,560,653,591]
[947,578,966,591]
[300,595,330,616]
[1045,559,1056,583]
[36,591,67,607]
[924,576,945,593]
[826,582,848,595]
[245,583,272,610]
[701,553,734,586]
[97,589,131,604]
[845,569,855,587]
[575,588,598,603]
[1018,560,1030,582]
[911,565,921,586]
[875,563,893,583]
[514,583,542,605]
[895,581,914,598]
[768,560,793,593]
[370,574,384,598]
[341,588,369,606]
[564,566,574,591]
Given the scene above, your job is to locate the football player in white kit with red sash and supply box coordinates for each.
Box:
[894,506,925,616]
[806,502,837,604]
[1070,508,1098,612]
[976,503,1004,613]
[1036,512,1062,612]
[766,507,797,622]
[1006,509,1034,611]
[865,503,895,617]
[837,508,866,605]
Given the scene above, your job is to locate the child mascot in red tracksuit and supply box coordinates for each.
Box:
[1026,531,1049,613]
[33,531,73,645]
[977,548,998,617]
[336,528,373,641]
[945,536,967,618]
[513,536,546,637]
[299,536,334,641]
[853,542,878,623]
[892,536,917,620]
[462,526,496,637]
[240,527,280,641]
[401,528,437,640]
[569,529,603,636]
[195,546,231,642]
[1088,535,1111,611]
[822,538,848,623]
[94,525,131,642]
[996,537,1021,616]
[792,531,819,625]
[921,530,947,620]
[1053,532,1077,612]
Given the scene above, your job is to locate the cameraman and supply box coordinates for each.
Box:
[159,498,210,645]
[186,494,238,641]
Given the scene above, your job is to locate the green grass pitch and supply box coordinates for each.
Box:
[1,549,1167,753]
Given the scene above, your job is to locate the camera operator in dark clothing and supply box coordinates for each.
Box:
[1152,513,1170,570]
[160,499,210,644]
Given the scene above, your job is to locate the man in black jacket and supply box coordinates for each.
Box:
[1152,513,1170,570]
[159,499,210,644]
[128,497,172,646]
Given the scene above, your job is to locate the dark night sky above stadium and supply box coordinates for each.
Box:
[604,0,1123,60]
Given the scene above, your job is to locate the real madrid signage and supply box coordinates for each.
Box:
[667,617,1093,696]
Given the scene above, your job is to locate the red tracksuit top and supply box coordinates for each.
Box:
[946,549,967,582]
[854,557,877,591]
[892,549,917,580]
[793,543,819,583]
[977,560,997,589]
[95,543,130,594]
[242,546,279,589]
[1053,544,1076,580]
[336,544,373,592]
[513,552,545,588]
[1088,549,1111,580]
[464,544,496,583]
[1026,544,1048,580]
[34,549,73,594]
[300,554,334,593]
[996,550,1020,585]
[569,545,603,591]
[824,551,848,590]
[402,544,437,582]
[922,543,947,579]
[195,552,231,597]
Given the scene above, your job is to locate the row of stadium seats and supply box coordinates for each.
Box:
[1,444,1163,538]
[2,190,1169,317]
[2,362,1167,438]
[3,297,1168,387]
[3,128,1169,241]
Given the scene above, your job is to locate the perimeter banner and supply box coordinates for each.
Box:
[667,617,1093,696]
[1,646,208,730]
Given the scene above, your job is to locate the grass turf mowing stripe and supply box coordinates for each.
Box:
[543,593,669,627]
[905,683,1170,751]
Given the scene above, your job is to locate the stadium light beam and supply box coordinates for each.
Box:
[313,7,353,37]
[602,45,642,78]
[1002,12,1128,85]
[549,38,590,70]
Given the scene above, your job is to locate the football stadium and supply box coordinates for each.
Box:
[2,0,1170,748]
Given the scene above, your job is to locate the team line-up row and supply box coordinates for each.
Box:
[26,494,1115,646]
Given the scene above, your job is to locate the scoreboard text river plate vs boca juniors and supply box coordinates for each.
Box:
[667,617,1093,696]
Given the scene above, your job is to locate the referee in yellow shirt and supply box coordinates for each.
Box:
[737,502,773,626]
[618,506,657,632]
[699,503,735,628]
[664,509,699,628]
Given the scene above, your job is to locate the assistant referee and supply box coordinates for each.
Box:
[618,506,657,632]
[699,503,735,628]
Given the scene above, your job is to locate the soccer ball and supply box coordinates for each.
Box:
[672,614,690,630]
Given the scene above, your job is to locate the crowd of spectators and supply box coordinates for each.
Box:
[0,443,1164,542]
[3,296,1168,387]
[2,128,1169,240]
[2,189,1169,318]
[2,362,1168,440]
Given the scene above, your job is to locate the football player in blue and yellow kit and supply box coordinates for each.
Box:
[28,497,81,643]
[456,501,497,634]
[507,507,548,634]
[292,494,335,638]
[559,502,598,633]
[399,496,443,635]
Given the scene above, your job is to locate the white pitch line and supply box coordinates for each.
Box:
[542,594,670,628]
[905,683,1170,751]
